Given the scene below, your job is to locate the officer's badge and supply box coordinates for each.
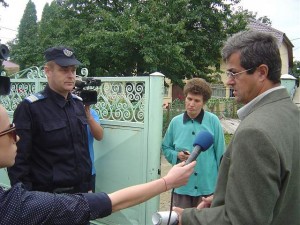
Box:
[63,49,73,57]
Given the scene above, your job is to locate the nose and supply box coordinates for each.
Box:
[189,100,195,106]
[226,77,235,86]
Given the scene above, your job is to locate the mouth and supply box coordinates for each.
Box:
[65,82,75,85]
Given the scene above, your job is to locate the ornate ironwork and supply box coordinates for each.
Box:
[12,66,46,79]
[0,69,146,123]
[90,81,145,122]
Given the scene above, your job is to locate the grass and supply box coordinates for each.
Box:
[224,133,233,147]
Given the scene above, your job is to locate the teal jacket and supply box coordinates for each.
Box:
[162,110,225,196]
[182,88,300,225]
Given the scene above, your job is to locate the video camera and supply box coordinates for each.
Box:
[0,44,9,61]
[0,43,10,95]
[74,77,101,105]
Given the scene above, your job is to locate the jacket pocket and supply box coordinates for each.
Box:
[43,121,67,132]
[41,121,69,148]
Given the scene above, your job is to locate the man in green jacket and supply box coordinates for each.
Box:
[174,30,300,225]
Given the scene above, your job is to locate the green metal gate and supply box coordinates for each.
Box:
[0,67,165,225]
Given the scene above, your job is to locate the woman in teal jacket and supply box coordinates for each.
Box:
[162,78,225,208]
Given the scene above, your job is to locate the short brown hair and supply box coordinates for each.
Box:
[45,60,55,67]
[183,78,212,103]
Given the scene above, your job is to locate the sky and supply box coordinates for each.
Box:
[0,0,300,61]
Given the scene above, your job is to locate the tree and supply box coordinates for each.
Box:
[0,0,9,70]
[291,60,300,87]
[291,60,300,77]
[9,0,251,83]
[54,0,248,84]
[9,0,39,69]
[258,16,272,26]
[232,6,272,26]
[38,2,66,53]
[0,0,8,7]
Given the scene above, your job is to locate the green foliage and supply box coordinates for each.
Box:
[0,0,8,7]
[257,16,272,26]
[38,2,66,52]
[291,61,300,77]
[8,0,251,83]
[9,0,39,69]
[230,6,272,27]
[39,0,248,83]
[291,61,300,86]
[224,133,232,146]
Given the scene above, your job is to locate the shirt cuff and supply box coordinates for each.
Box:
[83,192,112,219]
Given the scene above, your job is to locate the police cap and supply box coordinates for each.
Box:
[45,46,81,67]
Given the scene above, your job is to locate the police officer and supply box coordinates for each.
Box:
[8,46,92,194]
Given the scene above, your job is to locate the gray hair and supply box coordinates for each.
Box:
[221,30,282,83]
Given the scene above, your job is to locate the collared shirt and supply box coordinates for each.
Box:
[237,86,285,120]
[0,183,112,224]
[183,109,204,124]
[8,85,92,191]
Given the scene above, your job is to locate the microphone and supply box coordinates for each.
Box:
[184,130,214,165]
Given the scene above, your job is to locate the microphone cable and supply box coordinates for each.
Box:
[166,188,175,225]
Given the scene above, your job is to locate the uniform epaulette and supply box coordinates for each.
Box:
[25,93,46,103]
[72,94,83,101]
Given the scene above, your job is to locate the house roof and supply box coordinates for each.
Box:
[247,19,294,67]
[2,60,19,69]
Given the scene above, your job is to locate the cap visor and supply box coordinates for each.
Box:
[54,58,82,67]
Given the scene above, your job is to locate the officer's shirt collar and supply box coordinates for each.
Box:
[183,109,204,124]
[45,85,73,108]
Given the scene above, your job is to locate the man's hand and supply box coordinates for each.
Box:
[197,195,213,209]
[173,207,184,225]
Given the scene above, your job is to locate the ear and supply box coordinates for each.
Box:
[44,66,51,78]
[257,64,269,81]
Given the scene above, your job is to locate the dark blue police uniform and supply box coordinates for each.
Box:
[8,85,92,193]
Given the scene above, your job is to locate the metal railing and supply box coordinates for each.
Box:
[0,68,165,225]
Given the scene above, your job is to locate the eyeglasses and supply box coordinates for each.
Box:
[226,68,253,79]
[0,123,17,142]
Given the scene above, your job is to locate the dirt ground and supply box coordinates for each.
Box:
[159,155,173,211]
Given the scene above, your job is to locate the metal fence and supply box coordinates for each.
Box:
[0,67,165,225]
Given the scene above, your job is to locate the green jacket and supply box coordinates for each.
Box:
[162,110,225,196]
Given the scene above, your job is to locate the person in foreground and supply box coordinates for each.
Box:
[0,105,196,224]
[174,30,300,225]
